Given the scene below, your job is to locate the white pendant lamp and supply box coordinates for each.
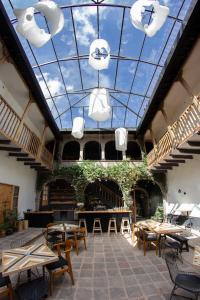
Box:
[14,1,64,48]
[89,39,110,70]
[115,128,128,151]
[130,0,169,37]
[14,7,51,48]
[71,117,85,139]
[88,88,111,122]
[34,1,64,37]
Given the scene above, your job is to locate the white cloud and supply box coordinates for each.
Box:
[36,72,63,98]
[73,7,97,47]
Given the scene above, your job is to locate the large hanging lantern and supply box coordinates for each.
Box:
[14,1,64,48]
[71,117,85,139]
[130,0,169,37]
[88,88,111,122]
[115,128,128,151]
[34,1,64,37]
[89,39,110,70]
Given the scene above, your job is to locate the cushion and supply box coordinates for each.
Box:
[46,255,67,271]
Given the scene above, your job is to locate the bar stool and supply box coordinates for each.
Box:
[120,218,131,235]
[92,218,102,235]
[79,219,88,236]
[108,218,117,235]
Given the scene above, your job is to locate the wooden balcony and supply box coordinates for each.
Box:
[147,97,200,170]
[0,96,53,170]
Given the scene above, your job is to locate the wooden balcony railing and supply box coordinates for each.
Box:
[0,96,53,169]
[147,98,200,168]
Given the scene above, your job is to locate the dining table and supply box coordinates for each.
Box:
[136,219,184,256]
[1,243,58,278]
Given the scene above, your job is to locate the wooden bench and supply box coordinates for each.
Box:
[167,233,189,252]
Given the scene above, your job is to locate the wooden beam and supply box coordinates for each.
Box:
[24,162,41,166]
[155,166,173,170]
[0,139,10,144]
[178,148,200,154]
[0,146,21,152]
[151,169,167,173]
[17,158,35,162]
[159,162,179,167]
[170,154,193,159]
[187,141,200,147]
[9,152,28,157]
[165,159,185,163]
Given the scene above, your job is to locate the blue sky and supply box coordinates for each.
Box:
[2,0,197,130]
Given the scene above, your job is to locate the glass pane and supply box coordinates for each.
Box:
[116,60,137,91]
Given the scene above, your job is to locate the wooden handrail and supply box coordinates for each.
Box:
[147,99,200,168]
[0,96,53,169]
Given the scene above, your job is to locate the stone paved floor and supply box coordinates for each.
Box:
[1,233,200,300]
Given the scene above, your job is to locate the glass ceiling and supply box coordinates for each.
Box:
[2,0,197,130]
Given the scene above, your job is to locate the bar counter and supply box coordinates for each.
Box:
[24,211,54,227]
[77,210,132,232]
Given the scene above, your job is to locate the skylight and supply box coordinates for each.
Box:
[2,0,197,130]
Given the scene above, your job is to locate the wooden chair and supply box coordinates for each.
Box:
[46,240,74,296]
[68,227,87,255]
[0,273,13,300]
[138,226,159,256]
[43,224,64,249]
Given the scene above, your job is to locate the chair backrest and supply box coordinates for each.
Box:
[165,252,179,284]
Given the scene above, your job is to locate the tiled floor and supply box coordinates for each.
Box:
[1,232,199,300]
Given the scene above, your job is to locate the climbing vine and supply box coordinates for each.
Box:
[36,158,153,206]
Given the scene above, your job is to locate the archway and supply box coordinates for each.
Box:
[84,141,101,160]
[131,180,163,220]
[145,141,154,154]
[105,141,122,160]
[126,141,142,160]
[84,180,123,210]
[62,141,80,160]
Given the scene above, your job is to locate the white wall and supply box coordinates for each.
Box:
[0,152,36,216]
[166,155,200,215]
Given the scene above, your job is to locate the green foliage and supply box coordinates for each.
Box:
[37,158,153,206]
[152,205,164,221]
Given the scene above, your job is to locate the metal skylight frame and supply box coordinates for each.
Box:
[5,0,193,130]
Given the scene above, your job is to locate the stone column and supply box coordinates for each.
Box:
[101,143,105,160]
[79,142,84,161]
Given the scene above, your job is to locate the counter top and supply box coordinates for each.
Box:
[76,210,132,214]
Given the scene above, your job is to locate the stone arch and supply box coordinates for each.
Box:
[105,141,122,160]
[62,141,80,160]
[83,141,101,160]
[126,141,142,160]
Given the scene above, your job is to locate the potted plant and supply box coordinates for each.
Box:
[0,222,9,237]
[152,206,164,222]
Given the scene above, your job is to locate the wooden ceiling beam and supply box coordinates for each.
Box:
[165,159,185,163]
[17,158,35,162]
[178,148,200,154]
[159,162,179,167]
[170,154,193,159]
[187,141,200,147]
[0,139,10,144]
[0,146,21,152]
[9,153,28,157]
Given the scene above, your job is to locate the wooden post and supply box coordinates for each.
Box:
[160,107,175,142]
[14,95,34,141]
[149,127,158,161]
[51,140,56,167]
[37,123,48,160]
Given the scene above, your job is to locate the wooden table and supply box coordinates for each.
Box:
[136,219,184,256]
[2,243,58,277]
[50,223,79,232]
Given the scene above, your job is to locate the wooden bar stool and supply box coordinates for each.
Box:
[92,218,102,235]
[79,218,88,236]
[120,218,131,235]
[108,218,117,235]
